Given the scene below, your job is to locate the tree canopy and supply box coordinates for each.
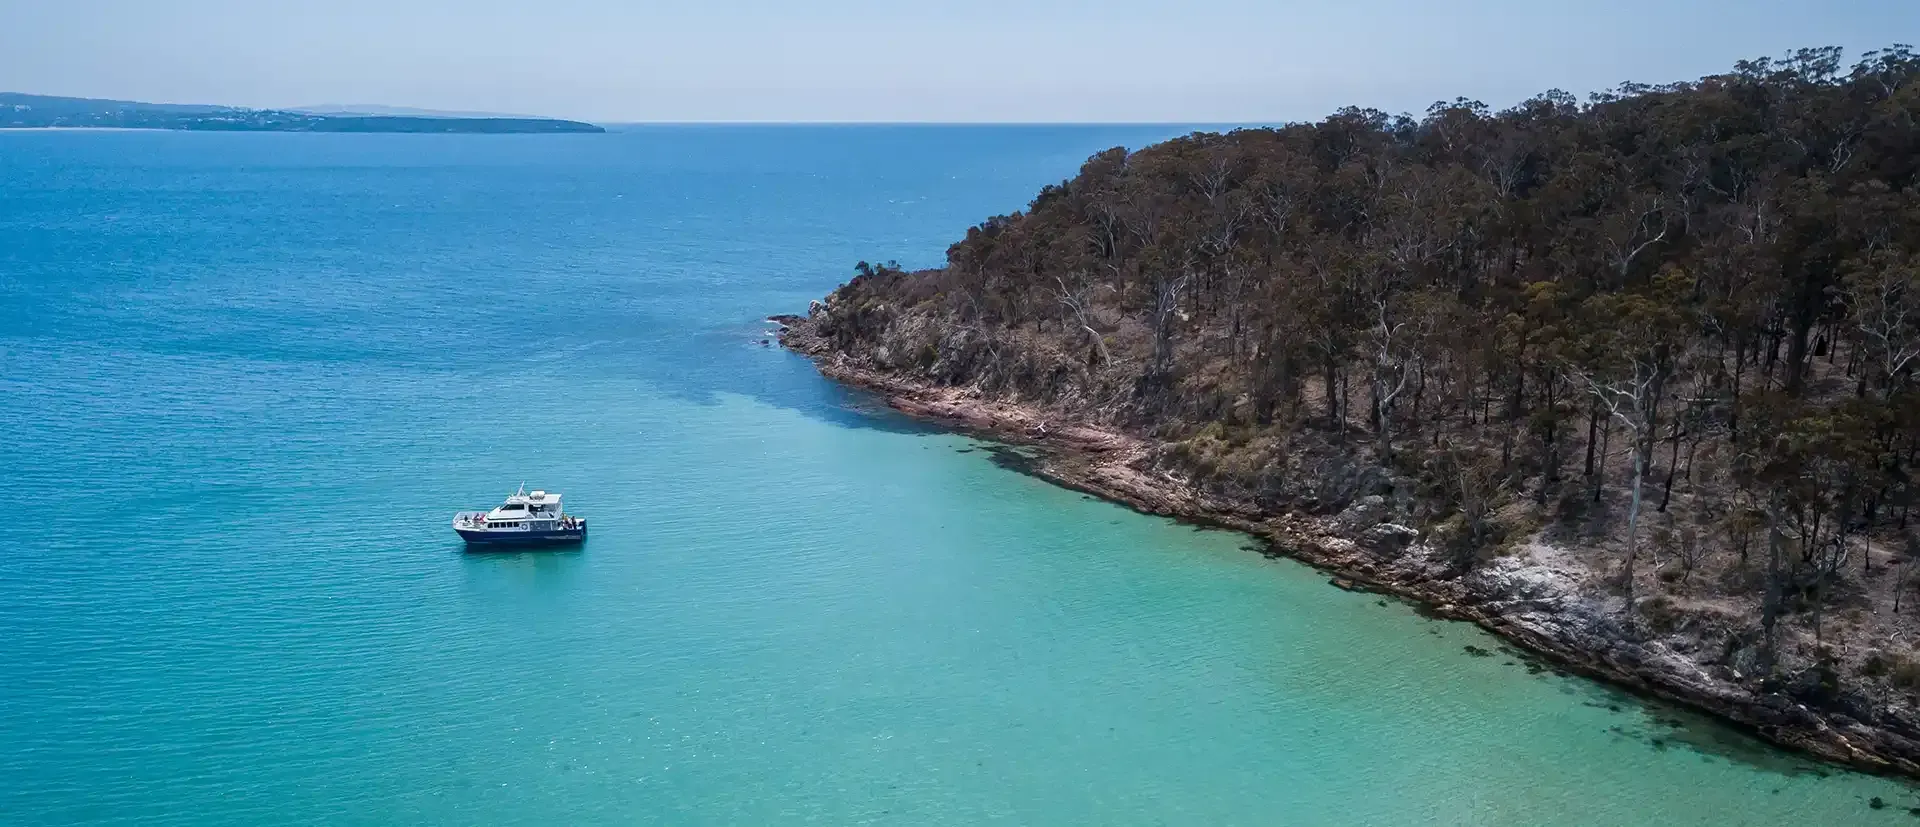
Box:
[816,46,1920,682]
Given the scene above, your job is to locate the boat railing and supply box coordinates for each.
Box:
[455,511,584,531]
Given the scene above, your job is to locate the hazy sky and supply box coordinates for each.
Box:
[0,1,1911,122]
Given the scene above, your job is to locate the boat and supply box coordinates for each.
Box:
[453,486,586,546]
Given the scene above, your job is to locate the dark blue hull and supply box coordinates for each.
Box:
[456,527,586,547]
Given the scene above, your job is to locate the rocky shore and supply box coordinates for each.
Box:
[773,311,1920,780]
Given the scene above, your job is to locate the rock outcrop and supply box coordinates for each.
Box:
[776,309,1920,779]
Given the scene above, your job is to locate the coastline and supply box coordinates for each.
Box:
[774,313,1920,781]
[0,127,171,132]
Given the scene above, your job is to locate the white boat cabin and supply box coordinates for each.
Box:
[485,490,564,526]
[455,488,581,532]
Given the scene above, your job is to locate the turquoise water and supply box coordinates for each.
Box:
[0,127,1913,825]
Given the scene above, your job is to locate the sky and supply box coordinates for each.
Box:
[0,1,1912,123]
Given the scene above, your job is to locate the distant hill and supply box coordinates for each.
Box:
[0,93,603,133]
[289,103,552,120]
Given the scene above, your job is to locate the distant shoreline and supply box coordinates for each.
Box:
[0,126,605,134]
[1,92,605,134]
[0,127,169,132]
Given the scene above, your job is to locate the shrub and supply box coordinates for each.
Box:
[1859,649,1920,688]
[1639,595,1683,635]
[1892,655,1920,690]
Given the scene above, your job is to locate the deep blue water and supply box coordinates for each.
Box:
[1,127,1913,825]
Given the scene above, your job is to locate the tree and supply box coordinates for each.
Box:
[1564,274,1691,608]
[1847,248,1920,400]
[1054,275,1112,369]
[1434,438,1513,574]
[820,43,1920,684]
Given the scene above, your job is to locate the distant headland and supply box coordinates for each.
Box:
[0,93,605,134]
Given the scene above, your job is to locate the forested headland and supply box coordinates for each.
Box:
[784,46,1920,773]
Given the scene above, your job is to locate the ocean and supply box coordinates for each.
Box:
[0,126,1911,825]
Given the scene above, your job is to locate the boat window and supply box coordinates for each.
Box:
[500,503,525,511]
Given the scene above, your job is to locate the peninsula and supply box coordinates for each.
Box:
[0,93,604,133]
[780,46,1920,776]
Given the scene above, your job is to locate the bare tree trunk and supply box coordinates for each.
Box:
[1730,341,1746,443]
[1764,330,1780,382]
[1507,328,1527,421]
[1339,371,1352,439]
[1374,385,1391,459]
[1813,583,1825,648]
[1324,358,1339,430]
[1370,306,1412,463]
[1412,362,1427,423]
[1594,418,1612,504]
[1055,277,1112,369]
[1682,430,1700,483]
[1786,316,1812,397]
[1761,494,1786,675]
[1898,532,1920,614]
[1659,415,1683,512]
[1623,444,1645,608]
[1584,401,1600,477]
[1544,379,1561,483]
[1148,274,1188,395]
[1897,553,1911,615]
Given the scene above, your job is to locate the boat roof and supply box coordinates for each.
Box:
[504,489,560,504]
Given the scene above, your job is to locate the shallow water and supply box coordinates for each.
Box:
[1,126,1914,825]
